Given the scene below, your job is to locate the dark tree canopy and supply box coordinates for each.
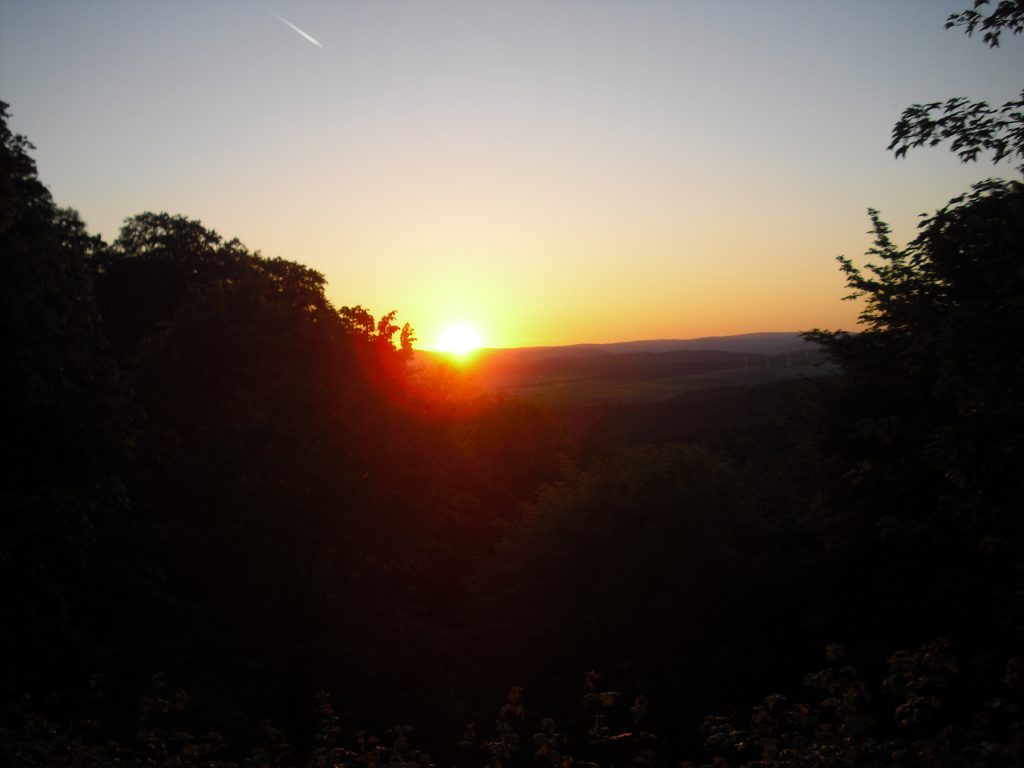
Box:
[800,3,1024,669]
[1,102,128,684]
[822,2,1024,523]
[807,181,1024,505]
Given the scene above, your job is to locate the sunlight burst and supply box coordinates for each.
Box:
[435,324,483,355]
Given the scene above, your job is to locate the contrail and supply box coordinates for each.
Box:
[270,10,323,48]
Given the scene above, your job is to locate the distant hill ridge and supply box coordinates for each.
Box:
[545,331,813,356]
[455,332,815,360]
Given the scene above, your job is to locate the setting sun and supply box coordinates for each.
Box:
[435,324,483,355]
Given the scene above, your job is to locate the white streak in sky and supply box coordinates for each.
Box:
[270,10,323,48]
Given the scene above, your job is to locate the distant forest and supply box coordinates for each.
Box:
[3,3,1024,766]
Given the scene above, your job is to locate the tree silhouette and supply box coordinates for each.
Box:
[807,183,1024,515]
[889,0,1024,173]
[1,102,129,688]
[806,0,1024,657]
[946,0,1024,47]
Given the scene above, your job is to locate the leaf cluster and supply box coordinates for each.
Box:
[945,0,1024,48]
[889,92,1024,172]
[890,1,1024,173]
[697,641,1022,768]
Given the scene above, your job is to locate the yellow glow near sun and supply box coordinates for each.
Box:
[435,324,483,355]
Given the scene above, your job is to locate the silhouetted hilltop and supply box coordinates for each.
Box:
[564,331,814,356]
[420,331,813,363]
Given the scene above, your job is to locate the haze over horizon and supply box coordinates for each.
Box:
[2,0,1020,348]
[421,330,811,353]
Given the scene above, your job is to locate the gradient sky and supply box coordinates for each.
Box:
[2,1,1020,348]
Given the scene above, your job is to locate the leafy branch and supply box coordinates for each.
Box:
[945,0,1024,48]
[890,1,1024,173]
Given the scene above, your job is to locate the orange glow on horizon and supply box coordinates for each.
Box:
[432,323,484,356]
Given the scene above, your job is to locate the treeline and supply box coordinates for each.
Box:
[3,4,1024,761]
[1,100,571,752]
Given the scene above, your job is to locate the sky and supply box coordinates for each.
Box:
[2,1,1021,348]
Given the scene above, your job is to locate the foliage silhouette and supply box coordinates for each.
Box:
[1,102,130,689]
[946,0,1024,47]
[889,0,1024,173]
[805,0,1024,655]
[698,641,1021,767]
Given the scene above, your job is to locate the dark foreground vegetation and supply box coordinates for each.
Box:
[3,4,1024,766]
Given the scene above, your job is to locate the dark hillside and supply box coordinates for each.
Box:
[515,348,747,380]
